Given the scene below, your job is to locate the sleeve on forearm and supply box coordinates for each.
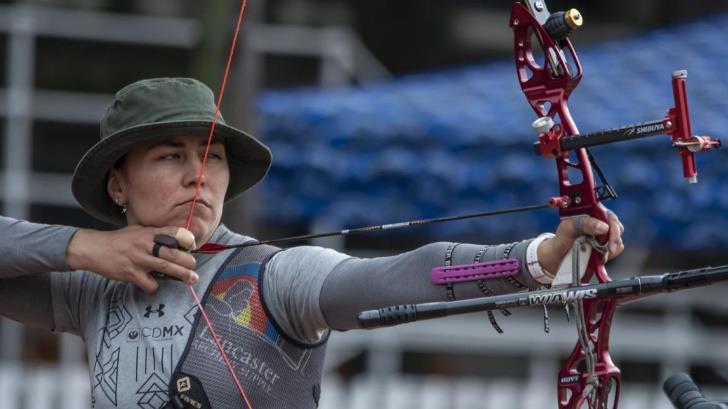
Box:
[0,216,77,278]
[319,239,536,331]
[263,240,537,342]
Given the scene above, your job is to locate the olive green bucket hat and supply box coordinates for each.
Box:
[72,77,272,226]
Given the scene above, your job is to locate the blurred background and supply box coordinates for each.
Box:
[1,0,727,408]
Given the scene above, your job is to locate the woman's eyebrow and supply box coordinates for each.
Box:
[146,141,184,150]
[145,139,223,151]
[199,138,224,147]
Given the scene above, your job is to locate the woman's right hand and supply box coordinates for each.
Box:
[66,226,198,293]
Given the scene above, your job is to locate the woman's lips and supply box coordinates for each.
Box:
[179,199,210,209]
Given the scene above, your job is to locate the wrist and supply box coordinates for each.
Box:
[537,237,561,275]
[527,233,555,284]
[66,229,95,271]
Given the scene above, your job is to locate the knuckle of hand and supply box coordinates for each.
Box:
[123,269,137,281]
[168,249,194,267]
[183,255,196,269]
[156,258,171,272]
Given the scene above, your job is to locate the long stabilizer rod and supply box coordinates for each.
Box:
[358,264,728,328]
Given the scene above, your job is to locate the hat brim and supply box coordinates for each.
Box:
[72,120,272,226]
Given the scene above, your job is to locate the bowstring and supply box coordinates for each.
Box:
[184,1,253,408]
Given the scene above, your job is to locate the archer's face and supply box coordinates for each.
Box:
[107,135,230,245]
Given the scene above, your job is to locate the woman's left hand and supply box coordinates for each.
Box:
[537,210,625,275]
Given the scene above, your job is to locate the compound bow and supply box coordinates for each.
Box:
[357,2,723,409]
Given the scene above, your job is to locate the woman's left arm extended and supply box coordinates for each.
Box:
[262,214,624,344]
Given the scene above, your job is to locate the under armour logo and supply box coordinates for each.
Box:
[144,304,165,318]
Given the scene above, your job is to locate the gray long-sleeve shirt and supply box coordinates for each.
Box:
[0,216,538,408]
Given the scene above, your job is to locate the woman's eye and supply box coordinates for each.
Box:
[159,153,180,160]
[204,151,224,160]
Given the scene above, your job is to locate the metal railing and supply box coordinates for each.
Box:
[2,365,725,409]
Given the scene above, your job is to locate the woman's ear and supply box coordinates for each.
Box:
[107,168,127,206]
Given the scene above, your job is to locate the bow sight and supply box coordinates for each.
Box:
[521,0,720,185]
[533,70,722,184]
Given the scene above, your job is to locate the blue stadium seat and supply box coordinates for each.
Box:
[257,14,728,249]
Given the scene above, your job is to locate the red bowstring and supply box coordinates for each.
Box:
[184,1,253,409]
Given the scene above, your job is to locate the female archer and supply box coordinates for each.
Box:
[0,77,624,409]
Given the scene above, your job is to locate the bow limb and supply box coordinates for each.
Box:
[511,2,619,408]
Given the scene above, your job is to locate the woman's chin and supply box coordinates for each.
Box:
[132,211,216,245]
[185,218,216,244]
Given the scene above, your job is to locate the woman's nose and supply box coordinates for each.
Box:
[185,154,207,186]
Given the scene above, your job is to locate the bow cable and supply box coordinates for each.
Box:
[184,1,254,408]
